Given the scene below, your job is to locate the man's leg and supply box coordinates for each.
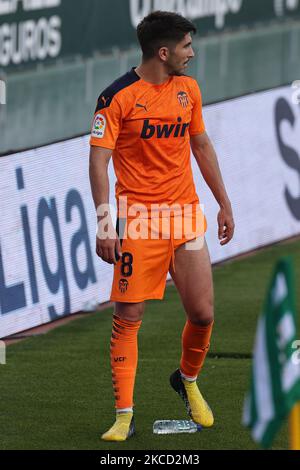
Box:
[101,301,145,441]
[169,237,214,427]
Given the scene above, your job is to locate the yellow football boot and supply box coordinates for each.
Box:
[101,412,135,442]
[170,369,214,427]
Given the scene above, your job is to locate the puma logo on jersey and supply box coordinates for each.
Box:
[136,103,147,111]
[140,117,190,139]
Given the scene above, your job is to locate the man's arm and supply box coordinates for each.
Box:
[190,132,235,245]
[89,145,122,263]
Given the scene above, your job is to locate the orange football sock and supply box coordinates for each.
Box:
[180,319,214,379]
[110,315,142,411]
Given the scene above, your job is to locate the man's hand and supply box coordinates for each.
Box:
[96,232,122,264]
[217,205,235,246]
[90,145,118,263]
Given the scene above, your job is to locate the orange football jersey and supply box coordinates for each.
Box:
[90,68,205,214]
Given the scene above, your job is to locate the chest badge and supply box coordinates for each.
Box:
[177,91,189,108]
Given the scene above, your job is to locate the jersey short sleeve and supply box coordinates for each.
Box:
[189,80,206,136]
[89,94,122,149]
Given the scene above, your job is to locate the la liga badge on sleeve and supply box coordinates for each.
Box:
[92,113,106,138]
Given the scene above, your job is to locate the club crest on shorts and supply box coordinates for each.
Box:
[119,278,129,293]
[177,91,189,108]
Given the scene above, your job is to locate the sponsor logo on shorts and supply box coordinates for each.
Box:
[91,113,106,138]
[119,278,129,293]
[177,91,189,108]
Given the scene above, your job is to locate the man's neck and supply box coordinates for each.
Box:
[135,61,170,85]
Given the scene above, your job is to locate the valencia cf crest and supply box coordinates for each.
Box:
[177,91,189,108]
[119,278,129,293]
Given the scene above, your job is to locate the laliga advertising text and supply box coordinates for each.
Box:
[0,167,97,319]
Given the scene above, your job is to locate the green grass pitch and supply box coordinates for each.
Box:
[0,238,299,450]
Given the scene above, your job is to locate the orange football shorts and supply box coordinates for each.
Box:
[110,208,207,302]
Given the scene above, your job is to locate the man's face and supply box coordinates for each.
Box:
[166,32,195,76]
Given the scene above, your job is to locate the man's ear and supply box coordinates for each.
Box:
[158,46,170,62]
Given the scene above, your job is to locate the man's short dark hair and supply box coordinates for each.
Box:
[137,11,197,60]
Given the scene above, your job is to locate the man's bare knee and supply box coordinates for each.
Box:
[115,302,145,322]
[186,300,214,326]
